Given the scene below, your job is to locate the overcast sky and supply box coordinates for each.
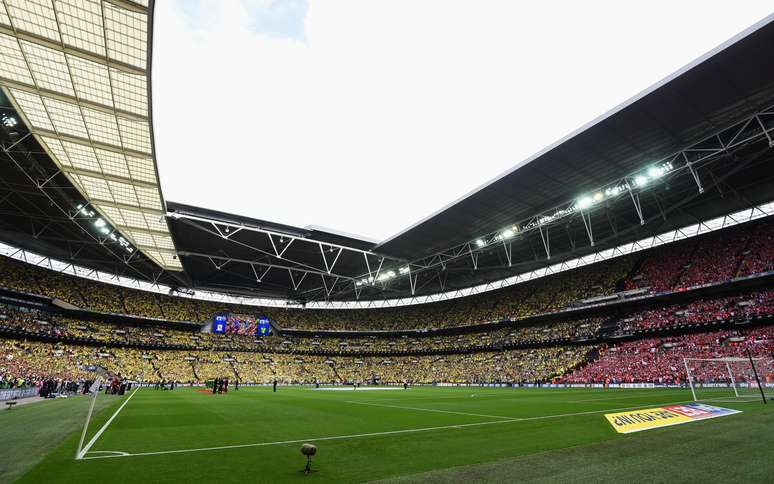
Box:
[151,1,773,243]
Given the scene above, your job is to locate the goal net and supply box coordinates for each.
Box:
[684,357,774,403]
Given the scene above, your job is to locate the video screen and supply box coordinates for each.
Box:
[212,314,227,334]
[211,313,272,337]
[257,316,271,336]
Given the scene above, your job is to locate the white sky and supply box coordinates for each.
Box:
[151,1,773,243]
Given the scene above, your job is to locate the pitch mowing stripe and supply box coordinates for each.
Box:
[345,400,514,419]
[80,398,696,460]
[567,390,689,403]
[76,387,140,460]
[351,388,681,405]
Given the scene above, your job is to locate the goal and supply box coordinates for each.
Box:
[684,356,773,403]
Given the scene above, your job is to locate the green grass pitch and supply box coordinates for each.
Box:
[3,386,772,483]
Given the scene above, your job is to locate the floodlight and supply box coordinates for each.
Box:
[398,266,410,274]
[593,192,604,202]
[1,115,17,127]
[647,166,664,179]
[94,218,106,228]
[577,196,593,210]
[500,228,515,239]
[634,175,648,187]
[475,239,486,248]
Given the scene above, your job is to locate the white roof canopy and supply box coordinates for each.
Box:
[0,0,180,270]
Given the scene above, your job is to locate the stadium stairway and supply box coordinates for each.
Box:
[330,362,345,383]
[228,358,241,380]
[150,360,163,380]
[672,240,700,289]
[617,254,646,292]
[597,316,624,338]
[190,361,200,381]
[733,225,756,277]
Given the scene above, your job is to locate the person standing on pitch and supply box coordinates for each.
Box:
[273,379,277,392]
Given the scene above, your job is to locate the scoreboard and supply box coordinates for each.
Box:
[211,313,272,337]
[212,314,227,334]
[257,316,271,336]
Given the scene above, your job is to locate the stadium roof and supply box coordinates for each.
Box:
[0,0,180,271]
[1,7,774,302]
[377,13,774,260]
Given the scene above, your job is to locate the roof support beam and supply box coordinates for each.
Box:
[177,251,358,283]
[0,24,146,76]
[384,103,774,296]
[538,222,550,260]
[627,183,645,225]
[579,210,594,247]
[0,137,163,282]
[0,77,147,122]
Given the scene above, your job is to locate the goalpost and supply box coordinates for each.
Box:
[684,353,773,403]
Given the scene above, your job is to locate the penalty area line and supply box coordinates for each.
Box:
[76,387,140,460]
[79,398,695,460]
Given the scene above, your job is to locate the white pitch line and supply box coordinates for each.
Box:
[76,387,139,460]
[80,398,695,460]
[345,400,514,419]
[81,419,515,460]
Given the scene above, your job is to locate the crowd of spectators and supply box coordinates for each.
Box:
[626,218,774,293]
[676,229,751,288]
[0,303,606,355]
[0,306,201,347]
[3,317,772,386]
[263,257,632,331]
[0,338,592,386]
[4,290,773,357]
[563,325,774,384]
[0,218,771,334]
[614,290,774,334]
[738,221,774,275]
[0,253,631,331]
[625,239,696,292]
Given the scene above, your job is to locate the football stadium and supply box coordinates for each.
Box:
[1,2,774,483]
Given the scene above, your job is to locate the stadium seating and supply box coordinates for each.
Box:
[614,290,774,334]
[3,217,774,393]
[1,217,773,332]
[0,252,632,330]
[0,304,603,353]
[625,219,774,293]
[563,325,774,384]
[0,338,591,386]
[6,321,771,387]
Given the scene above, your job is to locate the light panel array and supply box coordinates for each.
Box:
[476,161,676,249]
[0,0,181,270]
